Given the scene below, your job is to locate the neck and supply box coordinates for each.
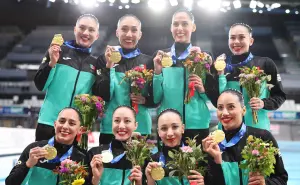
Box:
[162,144,180,157]
[121,46,137,54]
[231,51,250,64]
[223,122,243,141]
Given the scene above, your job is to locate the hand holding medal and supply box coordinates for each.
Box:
[44,145,58,160]
[51,34,64,46]
[101,150,114,163]
[211,130,225,143]
[161,52,173,68]
[48,34,64,67]
[150,162,165,181]
[214,54,226,73]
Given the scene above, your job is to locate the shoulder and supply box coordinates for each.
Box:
[246,127,276,143]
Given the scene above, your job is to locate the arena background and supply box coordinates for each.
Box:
[0,0,299,184]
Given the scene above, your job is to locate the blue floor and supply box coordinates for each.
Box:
[278,141,300,185]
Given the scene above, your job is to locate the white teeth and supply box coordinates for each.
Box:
[118,131,126,135]
[125,40,132,43]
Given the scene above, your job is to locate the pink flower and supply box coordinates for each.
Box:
[252,150,259,156]
[180,146,193,153]
[205,63,210,70]
[61,159,73,167]
[194,56,200,63]
[80,96,87,103]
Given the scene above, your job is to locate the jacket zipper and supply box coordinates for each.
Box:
[121,169,125,185]
[69,55,89,106]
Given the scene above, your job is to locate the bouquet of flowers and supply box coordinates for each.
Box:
[53,159,88,185]
[240,135,279,176]
[166,136,207,183]
[74,94,105,150]
[120,64,153,113]
[183,51,212,103]
[124,135,156,185]
[239,66,273,124]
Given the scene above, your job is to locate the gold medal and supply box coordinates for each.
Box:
[214,54,226,71]
[151,166,165,180]
[101,150,114,163]
[211,130,225,143]
[161,55,173,68]
[51,34,64,46]
[44,145,57,160]
[110,51,122,63]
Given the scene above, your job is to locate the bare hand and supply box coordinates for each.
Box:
[202,136,222,164]
[153,50,164,75]
[26,147,48,168]
[105,45,115,68]
[130,94,146,104]
[91,154,104,180]
[249,97,264,110]
[188,170,204,185]
[48,45,61,67]
[128,165,143,185]
[248,172,266,185]
[189,74,205,93]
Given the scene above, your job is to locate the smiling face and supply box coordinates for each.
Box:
[158,111,184,147]
[112,107,137,141]
[171,11,196,43]
[217,92,246,131]
[116,16,142,49]
[54,108,81,145]
[74,16,99,48]
[228,25,254,55]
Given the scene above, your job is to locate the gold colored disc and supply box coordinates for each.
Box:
[151,167,165,181]
[214,59,226,71]
[101,151,114,163]
[44,145,57,160]
[161,56,173,68]
[51,34,64,46]
[111,51,122,63]
[211,130,225,143]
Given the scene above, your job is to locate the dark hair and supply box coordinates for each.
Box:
[117,14,141,28]
[220,89,245,107]
[113,105,137,119]
[57,107,83,124]
[230,23,252,35]
[76,14,99,29]
[172,8,195,23]
[157,108,182,121]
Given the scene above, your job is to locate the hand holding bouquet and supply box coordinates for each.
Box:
[183,51,212,103]
[240,135,279,177]
[74,94,105,150]
[239,66,273,124]
[120,64,153,113]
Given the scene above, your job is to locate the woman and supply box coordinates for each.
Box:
[86,106,143,185]
[145,109,225,185]
[152,9,219,144]
[34,14,100,141]
[93,14,155,144]
[202,89,288,185]
[214,23,286,130]
[5,107,86,185]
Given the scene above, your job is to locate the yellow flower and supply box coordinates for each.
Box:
[72,178,85,185]
[247,135,254,142]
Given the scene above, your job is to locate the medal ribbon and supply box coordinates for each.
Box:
[115,46,141,59]
[170,43,192,64]
[47,137,73,163]
[225,53,254,73]
[64,40,92,53]
[218,123,246,152]
[109,142,126,164]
